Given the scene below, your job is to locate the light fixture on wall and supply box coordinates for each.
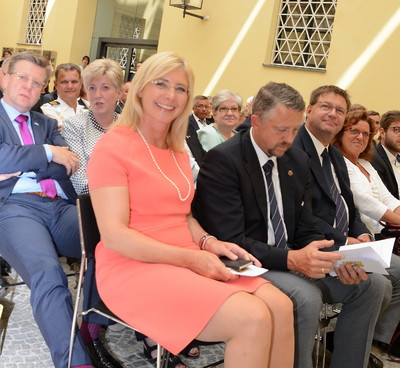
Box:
[169,0,209,20]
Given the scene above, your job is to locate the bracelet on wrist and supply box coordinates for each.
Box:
[198,233,217,250]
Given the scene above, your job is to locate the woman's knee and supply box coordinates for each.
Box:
[227,293,272,336]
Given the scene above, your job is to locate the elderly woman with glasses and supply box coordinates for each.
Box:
[197,89,242,151]
[332,109,400,235]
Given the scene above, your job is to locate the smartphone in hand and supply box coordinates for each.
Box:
[220,257,253,272]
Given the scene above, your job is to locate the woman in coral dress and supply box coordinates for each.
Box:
[87,51,294,368]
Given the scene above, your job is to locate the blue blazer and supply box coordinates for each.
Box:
[0,103,77,207]
[293,125,369,246]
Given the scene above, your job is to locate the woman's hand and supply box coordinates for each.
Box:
[186,250,238,282]
[204,237,262,267]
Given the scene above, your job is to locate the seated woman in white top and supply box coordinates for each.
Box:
[197,89,242,151]
[332,109,400,237]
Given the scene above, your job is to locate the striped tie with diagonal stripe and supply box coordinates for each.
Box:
[262,160,287,249]
[321,148,348,236]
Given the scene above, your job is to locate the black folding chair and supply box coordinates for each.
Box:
[68,194,169,368]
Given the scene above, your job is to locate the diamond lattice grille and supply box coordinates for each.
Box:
[25,0,48,45]
[107,15,142,69]
[272,0,337,70]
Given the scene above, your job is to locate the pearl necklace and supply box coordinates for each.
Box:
[137,129,191,202]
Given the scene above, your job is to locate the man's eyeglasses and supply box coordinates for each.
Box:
[217,106,240,114]
[9,72,46,90]
[151,80,189,95]
[194,104,210,109]
[315,101,347,117]
[347,128,370,139]
[389,126,400,135]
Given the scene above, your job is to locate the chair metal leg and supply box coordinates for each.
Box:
[67,256,86,368]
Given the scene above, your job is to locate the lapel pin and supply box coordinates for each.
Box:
[288,170,293,176]
[34,122,39,126]
[301,201,304,206]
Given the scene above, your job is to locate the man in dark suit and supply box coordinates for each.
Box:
[293,85,372,245]
[186,95,209,165]
[372,110,400,199]
[293,84,395,366]
[0,51,94,368]
[194,82,386,368]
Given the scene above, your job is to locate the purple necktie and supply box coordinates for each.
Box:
[15,114,57,198]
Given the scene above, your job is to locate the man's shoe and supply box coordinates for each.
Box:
[368,353,384,368]
[86,339,123,368]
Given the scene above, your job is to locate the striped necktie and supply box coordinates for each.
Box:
[321,148,348,235]
[262,160,287,248]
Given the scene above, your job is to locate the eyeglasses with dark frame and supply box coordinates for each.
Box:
[194,104,210,109]
[388,126,400,135]
[347,128,371,139]
[217,106,240,114]
[315,101,347,117]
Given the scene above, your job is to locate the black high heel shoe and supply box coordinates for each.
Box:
[143,339,187,368]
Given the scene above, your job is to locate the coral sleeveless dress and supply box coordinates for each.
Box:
[87,127,267,354]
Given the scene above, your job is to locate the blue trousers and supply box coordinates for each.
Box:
[0,194,92,368]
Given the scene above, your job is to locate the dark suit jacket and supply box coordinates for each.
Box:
[193,130,324,270]
[293,125,369,246]
[371,143,399,199]
[186,114,206,165]
[0,102,77,208]
[235,115,251,132]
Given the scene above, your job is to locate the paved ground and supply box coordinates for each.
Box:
[0,258,397,368]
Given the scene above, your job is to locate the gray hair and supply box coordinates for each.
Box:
[212,89,243,112]
[252,81,305,118]
[8,51,52,82]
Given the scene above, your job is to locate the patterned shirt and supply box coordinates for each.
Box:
[61,110,119,195]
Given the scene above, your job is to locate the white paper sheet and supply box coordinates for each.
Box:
[329,238,394,276]
[229,264,269,277]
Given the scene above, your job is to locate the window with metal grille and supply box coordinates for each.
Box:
[271,0,337,70]
[106,14,143,69]
[25,0,48,45]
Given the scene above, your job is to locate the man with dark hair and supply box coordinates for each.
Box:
[195,81,386,368]
[293,84,398,367]
[41,63,88,129]
[372,110,400,199]
[0,51,94,368]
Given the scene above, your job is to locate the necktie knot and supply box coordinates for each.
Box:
[321,148,329,161]
[263,160,274,175]
[396,154,400,164]
[15,114,28,125]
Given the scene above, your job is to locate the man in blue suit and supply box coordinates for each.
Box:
[0,51,93,368]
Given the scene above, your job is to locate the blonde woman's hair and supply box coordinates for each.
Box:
[115,51,194,152]
[82,58,123,90]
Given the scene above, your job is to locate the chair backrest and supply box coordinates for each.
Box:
[77,193,100,256]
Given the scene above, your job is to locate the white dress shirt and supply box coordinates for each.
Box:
[382,144,400,196]
[250,128,288,245]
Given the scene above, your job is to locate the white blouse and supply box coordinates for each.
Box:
[345,157,400,235]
